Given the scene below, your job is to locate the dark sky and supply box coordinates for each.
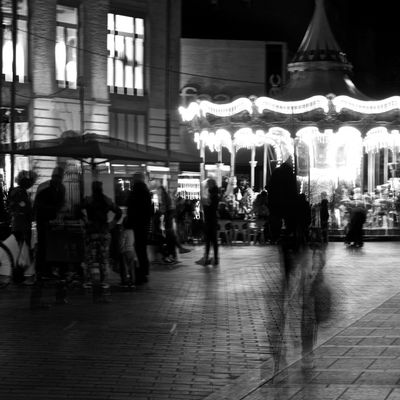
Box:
[181,0,400,98]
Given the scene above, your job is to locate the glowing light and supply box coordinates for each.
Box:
[363,127,400,153]
[296,126,362,188]
[179,102,200,121]
[199,98,253,117]
[233,128,254,149]
[333,95,400,114]
[255,95,329,114]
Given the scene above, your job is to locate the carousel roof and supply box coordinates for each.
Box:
[277,0,368,101]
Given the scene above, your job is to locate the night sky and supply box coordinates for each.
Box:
[181,0,400,99]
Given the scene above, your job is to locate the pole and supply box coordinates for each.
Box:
[78,76,85,134]
[165,0,171,165]
[10,0,17,188]
[78,76,86,195]
[263,143,267,188]
[0,0,3,144]
[308,145,311,201]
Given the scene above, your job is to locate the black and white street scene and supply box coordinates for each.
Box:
[1,0,400,399]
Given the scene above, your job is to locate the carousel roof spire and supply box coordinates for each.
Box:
[293,0,345,64]
[277,0,368,100]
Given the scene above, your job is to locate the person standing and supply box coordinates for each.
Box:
[7,170,37,246]
[119,216,136,289]
[202,178,219,266]
[0,173,10,241]
[31,167,66,308]
[7,170,37,284]
[81,181,122,302]
[127,172,153,284]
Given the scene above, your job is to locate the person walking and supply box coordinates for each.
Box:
[202,177,219,266]
[126,172,153,284]
[81,180,122,302]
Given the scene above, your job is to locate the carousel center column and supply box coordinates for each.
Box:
[263,143,268,188]
[368,150,375,193]
[200,142,205,182]
[249,146,257,189]
[230,144,236,178]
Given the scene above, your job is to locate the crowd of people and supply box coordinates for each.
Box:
[0,168,196,307]
[0,162,368,308]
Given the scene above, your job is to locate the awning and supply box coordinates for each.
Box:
[0,133,201,165]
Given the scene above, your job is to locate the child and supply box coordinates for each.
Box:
[119,216,137,288]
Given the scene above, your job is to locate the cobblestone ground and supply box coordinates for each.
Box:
[0,242,399,400]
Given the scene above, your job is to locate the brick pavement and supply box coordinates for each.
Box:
[0,242,399,400]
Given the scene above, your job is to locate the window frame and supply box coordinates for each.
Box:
[107,10,145,96]
[1,0,29,83]
[55,3,79,89]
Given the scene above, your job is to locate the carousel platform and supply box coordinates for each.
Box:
[329,228,400,241]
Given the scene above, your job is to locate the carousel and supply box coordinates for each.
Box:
[179,0,400,235]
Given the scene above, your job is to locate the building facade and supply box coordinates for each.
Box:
[1,0,181,195]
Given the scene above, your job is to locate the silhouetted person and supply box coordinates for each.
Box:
[31,167,66,309]
[82,180,122,302]
[346,204,366,247]
[320,192,329,243]
[7,170,36,246]
[127,172,153,284]
[202,178,219,266]
[296,193,312,246]
[267,162,298,243]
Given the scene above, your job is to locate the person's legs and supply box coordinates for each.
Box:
[30,223,49,308]
[120,252,129,285]
[133,227,149,283]
[204,223,211,264]
[211,225,219,265]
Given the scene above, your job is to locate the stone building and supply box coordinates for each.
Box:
[1,0,181,197]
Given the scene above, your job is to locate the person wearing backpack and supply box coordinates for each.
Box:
[81,180,122,302]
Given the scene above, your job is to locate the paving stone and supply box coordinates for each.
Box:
[1,243,400,400]
[338,386,392,400]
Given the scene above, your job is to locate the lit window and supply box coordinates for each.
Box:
[107,13,145,96]
[55,5,78,89]
[1,0,28,83]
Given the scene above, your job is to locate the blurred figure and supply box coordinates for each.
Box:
[127,172,153,284]
[267,162,298,243]
[320,192,330,243]
[296,193,311,247]
[81,181,122,303]
[201,178,219,266]
[345,203,367,248]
